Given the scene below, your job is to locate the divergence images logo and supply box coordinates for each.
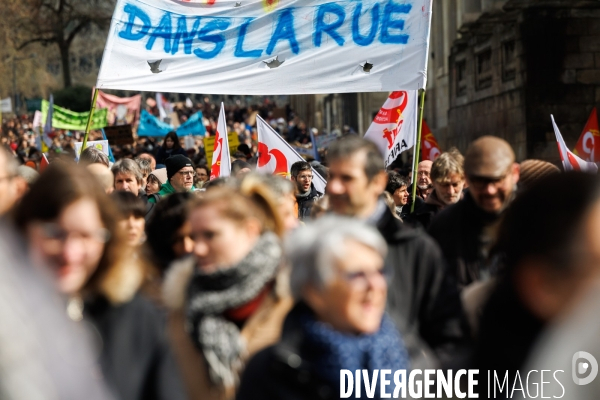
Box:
[572,351,598,385]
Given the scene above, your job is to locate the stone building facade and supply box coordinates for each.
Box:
[446,0,600,161]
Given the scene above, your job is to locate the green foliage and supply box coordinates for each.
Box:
[53,85,93,112]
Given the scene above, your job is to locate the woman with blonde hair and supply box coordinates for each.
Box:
[14,163,186,400]
[163,173,293,400]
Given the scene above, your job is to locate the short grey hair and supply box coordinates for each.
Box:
[286,216,387,299]
[79,147,109,167]
[111,159,143,184]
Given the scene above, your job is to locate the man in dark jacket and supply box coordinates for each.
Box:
[428,136,520,288]
[111,158,155,219]
[291,161,322,221]
[326,136,467,363]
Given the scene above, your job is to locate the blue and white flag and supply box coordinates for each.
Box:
[42,94,54,148]
[138,109,174,137]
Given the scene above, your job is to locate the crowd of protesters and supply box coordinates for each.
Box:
[1,97,600,399]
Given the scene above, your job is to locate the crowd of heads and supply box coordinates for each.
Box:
[2,103,599,399]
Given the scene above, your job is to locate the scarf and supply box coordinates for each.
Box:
[185,232,282,387]
[300,309,410,399]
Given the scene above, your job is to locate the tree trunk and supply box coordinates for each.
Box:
[59,42,72,88]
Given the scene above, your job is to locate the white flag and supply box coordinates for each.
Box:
[42,95,54,148]
[209,103,231,179]
[0,97,12,113]
[256,115,326,194]
[364,91,419,168]
[156,93,172,121]
[551,115,598,173]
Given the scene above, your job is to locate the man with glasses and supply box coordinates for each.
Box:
[326,136,467,364]
[291,161,322,220]
[148,155,196,203]
[429,136,520,288]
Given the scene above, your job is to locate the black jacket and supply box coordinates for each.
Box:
[85,293,187,400]
[375,206,468,364]
[237,302,339,400]
[427,190,500,288]
[295,184,322,221]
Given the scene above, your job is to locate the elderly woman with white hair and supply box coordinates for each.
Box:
[237,216,410,400]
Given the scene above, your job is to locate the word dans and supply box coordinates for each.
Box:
[118,1,413,60]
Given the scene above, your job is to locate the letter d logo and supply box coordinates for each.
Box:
[572,351,598,385]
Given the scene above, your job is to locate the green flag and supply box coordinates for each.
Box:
[41,100,107,131]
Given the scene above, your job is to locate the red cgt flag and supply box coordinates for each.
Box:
[420,120,441,161]
[574,107,600,162]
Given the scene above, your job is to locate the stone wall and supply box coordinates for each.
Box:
[447,0,600,162]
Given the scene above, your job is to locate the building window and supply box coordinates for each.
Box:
[476,48,493,90]
[502,40,516,81]
[456,60,467,97]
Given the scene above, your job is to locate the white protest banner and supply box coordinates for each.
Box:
[257,115,326,193]
[1,98,12,113]
[364,90,418,168]
[209,103,231,179]
[74,140,111,162]
[97,0,432,94]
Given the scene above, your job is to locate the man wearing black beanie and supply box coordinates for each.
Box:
[148,154,196,203]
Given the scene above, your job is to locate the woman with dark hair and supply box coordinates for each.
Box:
[145,192,195,273]
[155,131,187,165]
[111,191,147,247]
[472,172,600,395]
[14,163,186,400]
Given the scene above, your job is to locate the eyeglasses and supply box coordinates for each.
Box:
[297,174,313,180]
[339,266,391,290]
[177,170,196,177]
[468,173,509,190]
[36,222,110,254]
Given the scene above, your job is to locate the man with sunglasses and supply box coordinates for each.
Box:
[429,136,520,288]
[148,155,196,203]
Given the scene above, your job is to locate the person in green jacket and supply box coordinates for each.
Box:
[148,155,196,203]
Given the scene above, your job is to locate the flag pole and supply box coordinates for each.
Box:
[410,88,426,213]
[82,88,99,150]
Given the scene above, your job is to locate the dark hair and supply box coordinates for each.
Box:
[146,192,194,272]
[14,162,129,299]
[111,191,146,219]
[79,147,109,167]
[237,143,252,157]
[196,164,210,175]
[290,161,312,178]
[494,172,600,275]
[162,131,182,151]
[385,171,408,195]
[203,176,229,190]
[327,136,384,181]
[231,159,251,175]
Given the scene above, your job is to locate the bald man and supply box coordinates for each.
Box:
[87,163,114,194]
[416,160,433,199]
[428,136,520,288]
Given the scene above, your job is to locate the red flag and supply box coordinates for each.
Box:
[40,154,50,172]
[420,120,441,161]
[574,107,600,162]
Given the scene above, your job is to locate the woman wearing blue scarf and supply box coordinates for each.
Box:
[237,216,410,400]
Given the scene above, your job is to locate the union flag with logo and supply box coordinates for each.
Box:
[209,103,231,179]
[552,115,598,173]
[364,91,418,168]
[420,120,441,161]
[574,107,600,162]
[256,115,326,193]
